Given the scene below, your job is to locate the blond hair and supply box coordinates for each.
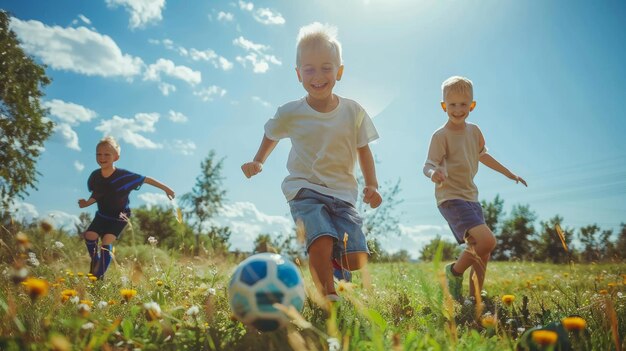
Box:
[97,136,121,156]
[296,22,342,67]
[441,76,474,100]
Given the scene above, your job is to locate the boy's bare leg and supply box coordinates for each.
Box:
[339,252,368,271]
[452,225,496,296]
[308,236,336,296]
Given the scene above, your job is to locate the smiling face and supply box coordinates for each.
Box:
[296,43,343,105]
[96,143,119,170]
[442,90,476,127]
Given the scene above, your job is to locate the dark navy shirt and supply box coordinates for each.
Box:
[87,168,145,218]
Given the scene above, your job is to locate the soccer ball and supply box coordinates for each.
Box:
[228,253,305,332]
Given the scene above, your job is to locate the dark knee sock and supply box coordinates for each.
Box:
[85,239,99,274]
[95,244,113,278]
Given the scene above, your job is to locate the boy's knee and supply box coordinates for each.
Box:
[84,231,99,241]
[307,235,334,256]
[344,252,368,270]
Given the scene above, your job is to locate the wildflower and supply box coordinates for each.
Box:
[97,301,108,309]
[78,303,91,317]
[89,276,97,282]
[61,289,78,303]
[16,232,31,249]
[502,294,515,306]
[81,322,95,330]
[208,288,216,295]
[53,241,64,249]
[108,299,116,305]
[56,277,66,283]
[10,266,28,284]
[599,289,608,295]
[532,330,558,346]
[156,280,164,287]
[80,299,93,307]
[147,236,158,246]
[186,305,200,316]
[24,277,49,300]
[120,276,130,285]
[481,313,496,328]
[608,282,617,289]
[327,337,340,351]
[120,288,137,302]
[40,220,54,233]
[144,301,162,321]
[562,316,586,331]
[70,296,80,304]
[27,253,40,267]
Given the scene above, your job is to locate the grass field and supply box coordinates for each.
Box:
[1,230,625,350]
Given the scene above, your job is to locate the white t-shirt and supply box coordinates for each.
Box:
[264,95,379,205]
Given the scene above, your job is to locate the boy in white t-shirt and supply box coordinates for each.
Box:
[242,22,382,302]
[424,76,527,302]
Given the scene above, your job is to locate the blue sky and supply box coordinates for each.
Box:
[2,0,625,258]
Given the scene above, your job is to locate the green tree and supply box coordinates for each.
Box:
[419,235,462,262]
[133,205,188,249]
[493,204,537,261]
[578,224,613,262]
[481,195,504,232]
[181,150,228,255]
[612,223,626,260]
[0,11,54,210]
[535,216,573,263]
[253,233,278,253]
[74,212,92,236]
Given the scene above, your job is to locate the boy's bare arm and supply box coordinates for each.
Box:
[357,145,382,209]
[144,177,176,199]
[479,154,527,186]
[78,198,96,208]
[242,135,278,178]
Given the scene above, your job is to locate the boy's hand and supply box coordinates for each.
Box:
[430,169,446,185]
[363,186,382,209]
[241,161,263,178]
[509,173,527,187]
[165,188,175,200]
[78,199,89,208]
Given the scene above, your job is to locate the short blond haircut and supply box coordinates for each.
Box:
[97,136,121,156]
[441,76,474,100]
[296,22,342,67]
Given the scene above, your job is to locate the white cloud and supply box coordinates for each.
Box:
[9,201,39,223]
[252,96,272,108]
[168,110,188,123]
[233,36,281,73]
[213,202,293,252]
[74,161,85,172]
[10,17,143,78]
[72,14,92,26]
[158,82,176,96]
[44,99,97,125]
[217,11,234,22]
[96,112,163,149]
[376,224,452,259]
[53,123,81,151]
[138,192,171,208]
[170,139,196,155]
[193,85,227,102]
[44,211,80,231]
[144,58,202,86]
[238,0,254,11]
[187,48,234,71]
[253,8,285,25]
[106,0,166,29]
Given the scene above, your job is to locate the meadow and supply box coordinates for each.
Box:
[1,225,624,351]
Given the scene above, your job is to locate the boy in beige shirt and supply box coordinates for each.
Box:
[424,76,527,301]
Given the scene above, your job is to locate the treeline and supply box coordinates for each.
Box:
[420,195,626,263]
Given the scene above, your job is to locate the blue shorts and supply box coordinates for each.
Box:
[86,212,128,238]
[288,188,369,257]
[438,199,486,245]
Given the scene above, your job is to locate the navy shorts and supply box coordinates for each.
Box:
[288,188,369,257]
[86,212,128,238]
[438,199,486,245]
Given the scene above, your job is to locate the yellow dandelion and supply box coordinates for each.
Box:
[78,304,90,317]
[61,289,78,303]
[599,289,608,295]
[79,299,93,307]
[502,294,515,306]
[51,283,60,288]
[156,280,164,287]
[532,330,558,346]
[108,299,116,305]
[77,272,84,278]
[120,288,137,302]
[57,277,66,283]
[563,272,569,278]
[608,282,617,288]
[89,276,97,282]
[16,232,31,249]
[481,314,496,329]
[562,316,586,331]
[24,277,49,300]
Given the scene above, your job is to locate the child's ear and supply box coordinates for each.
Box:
[336,65,344,81]
[441,102,447,112]
[295,67,302,82]
[470,101,476,111]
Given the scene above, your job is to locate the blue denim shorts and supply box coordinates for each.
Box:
[438,199,486,245]
[288,188,369,256]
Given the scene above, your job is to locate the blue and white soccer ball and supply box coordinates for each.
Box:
[228,253,306,332]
